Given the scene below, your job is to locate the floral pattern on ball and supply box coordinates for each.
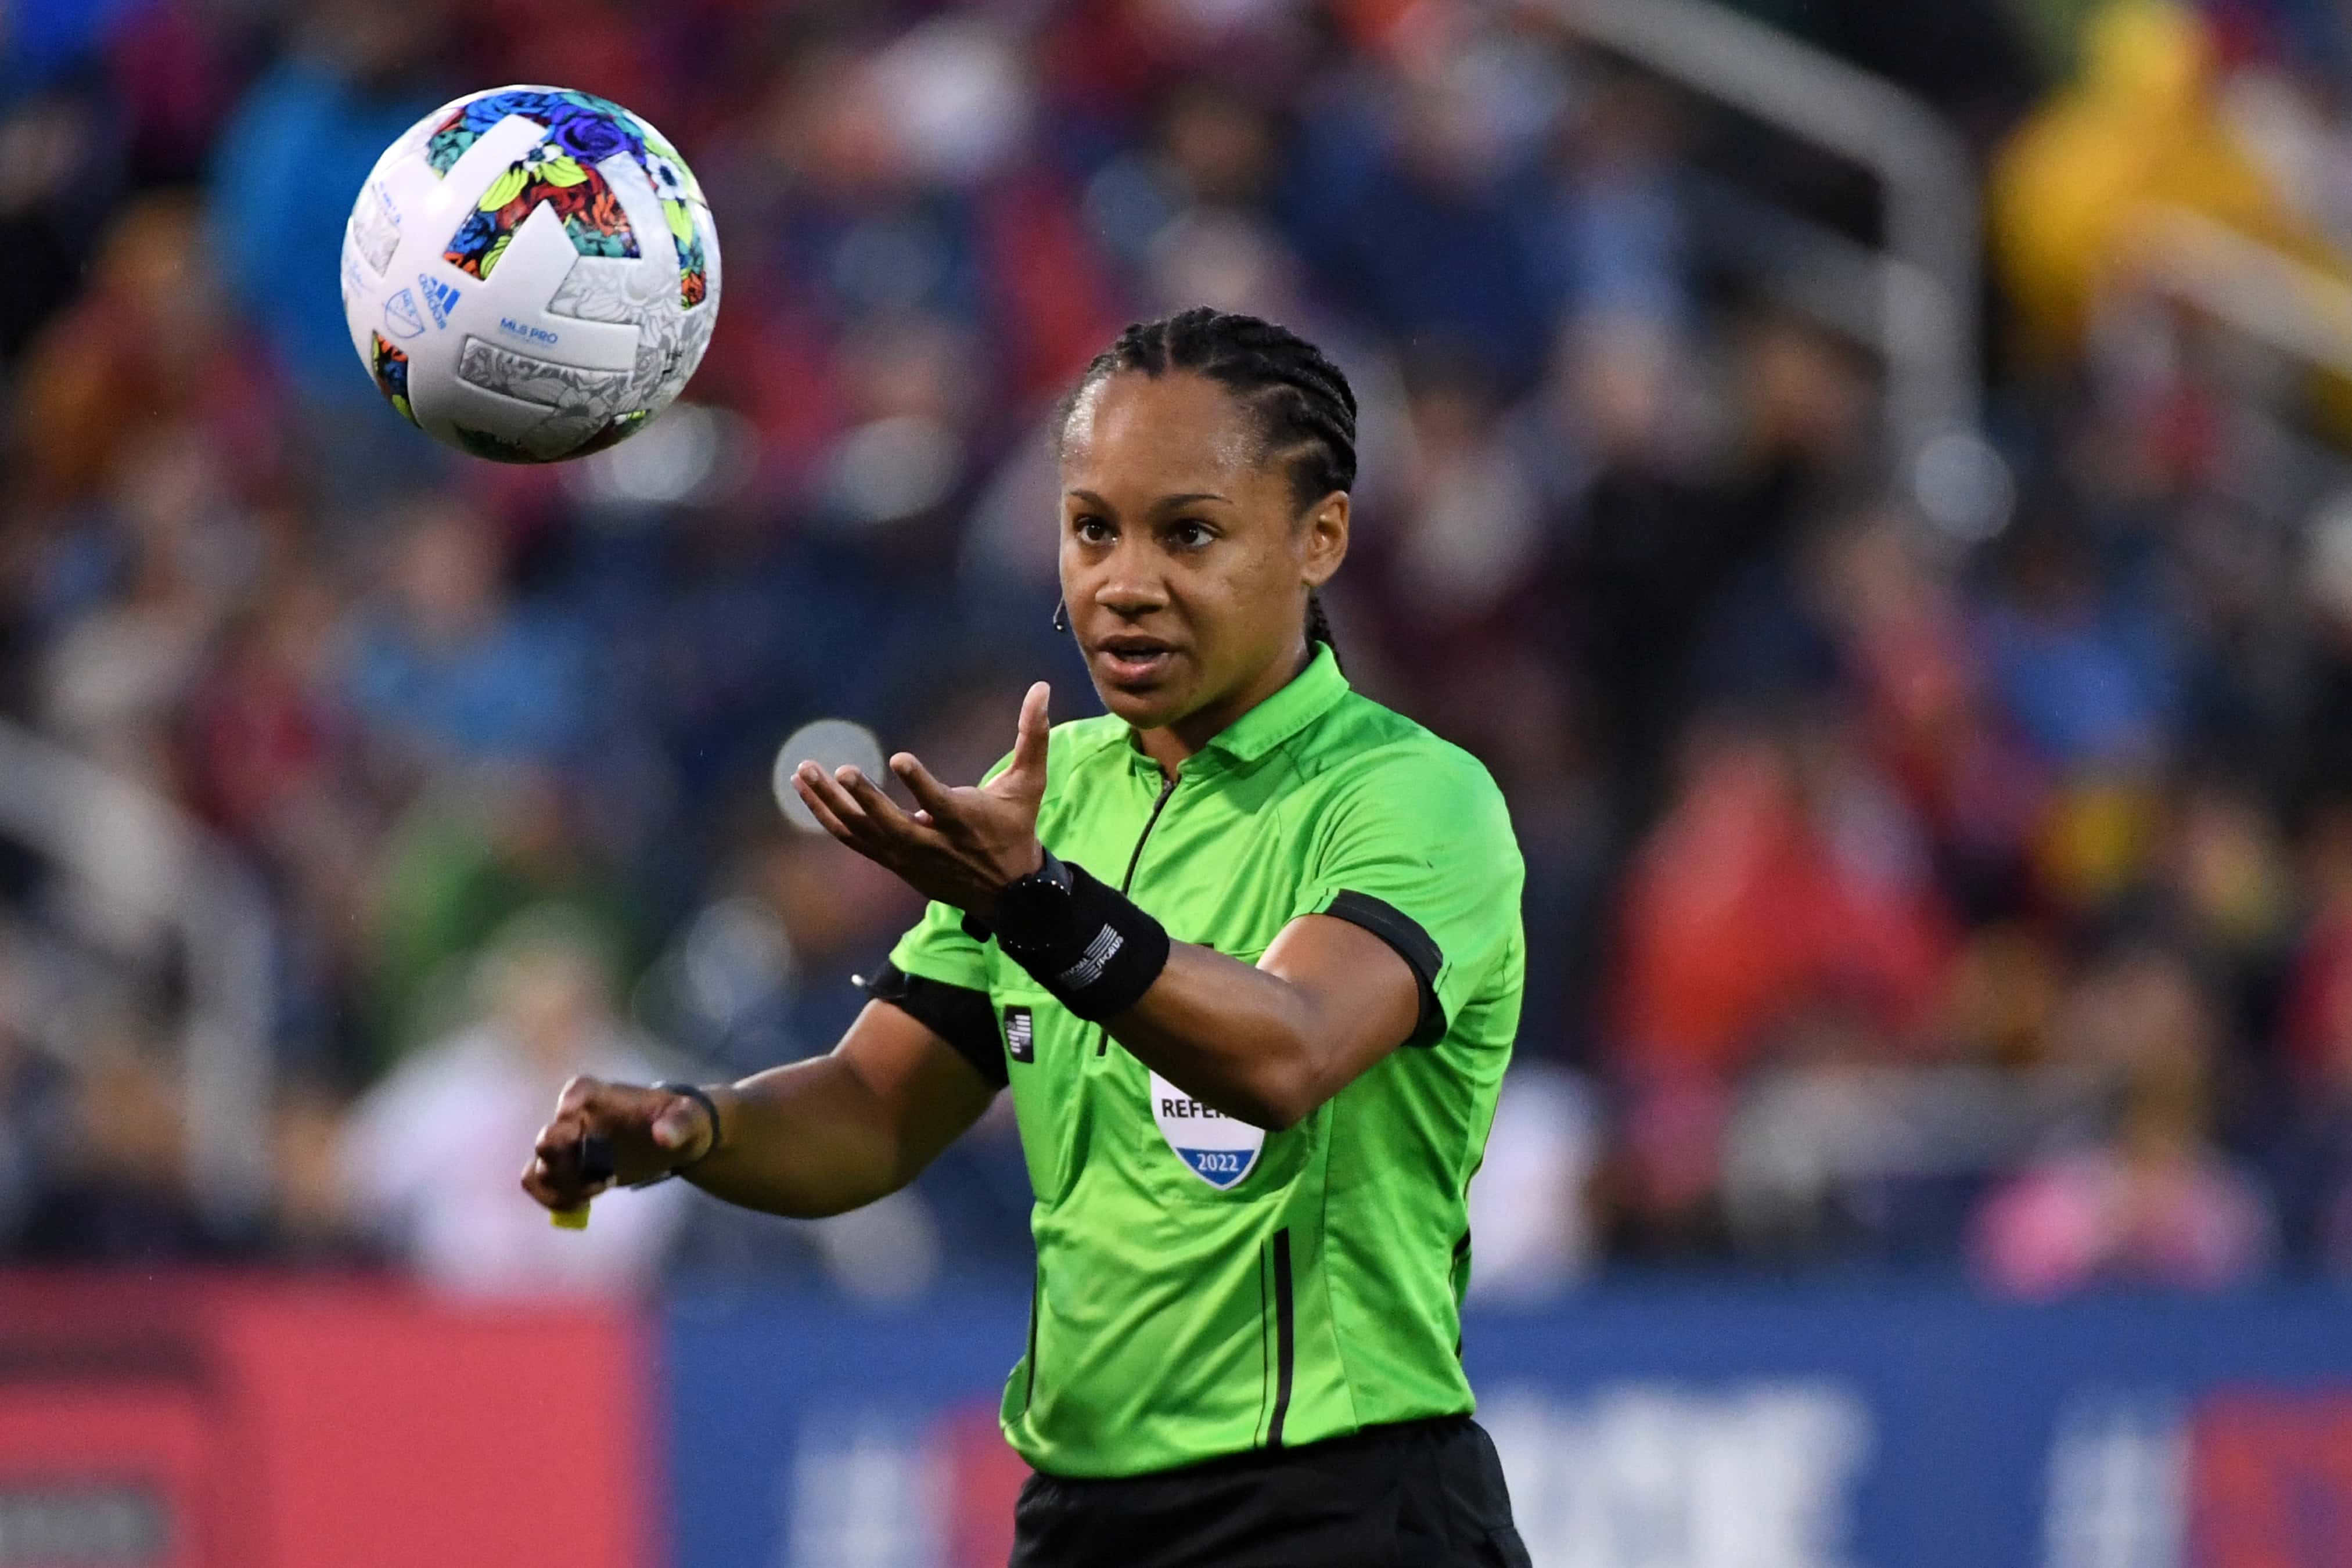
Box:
[444,138,638,281]
[642,146,710,310]
[425,88,638,176]
[663,200,707,308]
[424,88,712,307]
[370,333,416,425]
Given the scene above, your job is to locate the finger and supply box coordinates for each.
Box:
[524,1141,606,1207]
[579,1133,616,1186]
[524,1167,577,1211]
[837,765,931,839]
[1000,682,1051,794]
[534,1095,598,1145]
[533,1115,587,1163]
[799,762,877,830]
[792,769,861,847]
[835,765,902,820]
[889,751,957,818]
[839,768,958,861]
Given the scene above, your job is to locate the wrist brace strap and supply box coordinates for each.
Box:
[994,855,1170,1021]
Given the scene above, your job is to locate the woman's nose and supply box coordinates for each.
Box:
[1085,549,1170,616]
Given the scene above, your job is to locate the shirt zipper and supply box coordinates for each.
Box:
[1097,769,1178,1055]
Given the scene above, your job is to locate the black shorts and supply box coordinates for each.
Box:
[1009,1416,1533,1568]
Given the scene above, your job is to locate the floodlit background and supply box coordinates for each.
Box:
[4,0,2352,1563]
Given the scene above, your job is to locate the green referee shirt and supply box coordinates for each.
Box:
[877,643,1525,1479]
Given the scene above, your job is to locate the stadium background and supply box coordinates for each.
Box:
[6,0,2352,1562]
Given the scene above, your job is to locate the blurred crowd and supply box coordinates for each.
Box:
[7,0,2352,1303]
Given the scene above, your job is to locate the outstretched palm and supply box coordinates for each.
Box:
[791,681,1051,920]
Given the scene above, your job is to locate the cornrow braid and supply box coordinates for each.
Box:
[1305,589,1338,658]
[1061,306,1355,667]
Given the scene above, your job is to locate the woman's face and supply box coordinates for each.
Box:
[1059,369,1345,739]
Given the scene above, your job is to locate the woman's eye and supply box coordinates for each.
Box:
[1074,516,1112,543]
[1171,522,1213,549]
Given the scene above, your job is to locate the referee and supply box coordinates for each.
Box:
[524,308,1531,1568]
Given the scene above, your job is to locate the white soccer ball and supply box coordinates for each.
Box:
[339,85,722,463]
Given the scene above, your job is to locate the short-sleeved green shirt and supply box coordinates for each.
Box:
[883,644,1524,1479]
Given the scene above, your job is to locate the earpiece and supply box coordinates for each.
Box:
[1052,599,1069,633]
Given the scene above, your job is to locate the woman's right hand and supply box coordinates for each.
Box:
[520,1076,715,1212]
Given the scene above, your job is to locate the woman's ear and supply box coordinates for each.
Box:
[1301,491,1348,589]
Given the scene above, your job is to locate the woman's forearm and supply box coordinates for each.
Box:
[684,1054,917,1217]
[1105,942,1327,1130]
[686,999,998,1216]
[1104,915,1426,1129]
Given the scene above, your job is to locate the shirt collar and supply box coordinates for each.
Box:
[1128,643,1348,772]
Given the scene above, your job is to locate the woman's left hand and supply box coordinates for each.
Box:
[791,682,1050,919]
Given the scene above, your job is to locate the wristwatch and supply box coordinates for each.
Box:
[961,848,1076,948]
[991,849,1077,952]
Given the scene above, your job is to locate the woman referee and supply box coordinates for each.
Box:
[524,308,1531,1568]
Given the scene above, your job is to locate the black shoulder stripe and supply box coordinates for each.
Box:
[1324,890,1446,1046]
[859,962,1008,1089]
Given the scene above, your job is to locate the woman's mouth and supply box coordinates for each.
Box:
[1094,638,1177,684]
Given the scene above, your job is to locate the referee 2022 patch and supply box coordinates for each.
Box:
[1004,1006,1034,1063]
[1149,1070,1264,1189]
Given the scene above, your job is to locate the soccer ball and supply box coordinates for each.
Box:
[339,85,721,463]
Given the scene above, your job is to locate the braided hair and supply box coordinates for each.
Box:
[1060,307,1355,666]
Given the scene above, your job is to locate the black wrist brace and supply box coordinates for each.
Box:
[972,852,1170,1020]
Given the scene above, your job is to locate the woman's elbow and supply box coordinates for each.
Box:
[1233,1057,1328,1132]
[1177,1016,1335,1130]
[1253,1099,1308,1134]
